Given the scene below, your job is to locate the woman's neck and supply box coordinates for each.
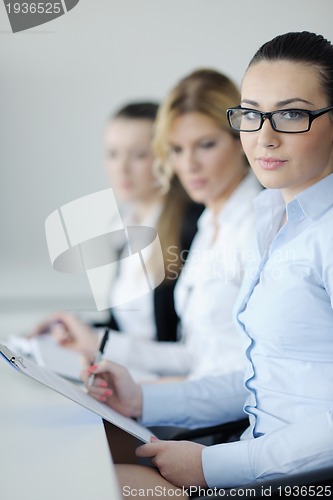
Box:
[132,195,164,224]
[207,167,248,217]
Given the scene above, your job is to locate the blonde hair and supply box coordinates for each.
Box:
[153,68,241,179]
[155,176,192,280]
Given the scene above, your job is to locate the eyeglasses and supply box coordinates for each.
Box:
[226,105,333,133]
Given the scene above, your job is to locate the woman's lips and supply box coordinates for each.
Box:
[257,157,287,170]
[119,181,133,189]
[187,179,207,189]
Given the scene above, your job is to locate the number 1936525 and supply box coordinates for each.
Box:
[5,3,62,14]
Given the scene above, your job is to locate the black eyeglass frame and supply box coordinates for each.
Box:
[226,105,333,133]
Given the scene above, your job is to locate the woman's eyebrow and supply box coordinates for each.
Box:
[168,134,217,147]
[240,97,314,107]
[275,97,315,107]
[240,99,258,106]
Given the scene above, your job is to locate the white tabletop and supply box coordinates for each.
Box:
[0,355,121,500]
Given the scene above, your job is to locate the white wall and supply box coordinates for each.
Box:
[1,0,332,327]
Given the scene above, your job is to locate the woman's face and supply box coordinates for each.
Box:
[168,112,245,212]
[105,118,158,202]
[240,60,333,202]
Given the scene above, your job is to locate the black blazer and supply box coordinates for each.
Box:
[96,201,205,342]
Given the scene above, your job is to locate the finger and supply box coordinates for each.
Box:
[81,366,99,386]
[51,311,84,332]
[81,361,134,395]
[82,367,112,388]
[79,355,92,370]
[86,390,112,403]
[135,442,160,458]
[88,387,113,401]
[29,324,47,337]
[84,374,113,397]
[97,359,135,383]
[85,359,116,377]
[51,324,71,344]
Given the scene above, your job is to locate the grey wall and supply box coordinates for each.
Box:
[1,0,333,315]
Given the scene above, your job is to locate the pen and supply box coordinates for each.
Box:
[87,328,110,388]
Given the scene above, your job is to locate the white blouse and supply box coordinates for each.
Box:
[175,171,261,379]
[104,171,262,380]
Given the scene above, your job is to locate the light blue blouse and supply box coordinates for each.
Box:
[142,173,333,487]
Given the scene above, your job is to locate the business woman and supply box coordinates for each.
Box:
[83,31,333,495]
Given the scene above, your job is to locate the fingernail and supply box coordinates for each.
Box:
[89,365,97,371]
[150,436,158,442]
[99,395,106,402]
[104,389,113,396]
[98,380,107,387]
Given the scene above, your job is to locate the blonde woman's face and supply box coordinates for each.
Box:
[105,118,159,202]
[240,61,333,202]
[168,112,245,211]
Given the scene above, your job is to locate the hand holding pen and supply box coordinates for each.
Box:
[83,355,143,416]
[87,328,110,388]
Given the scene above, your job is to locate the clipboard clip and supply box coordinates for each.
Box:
[0,344,26,369]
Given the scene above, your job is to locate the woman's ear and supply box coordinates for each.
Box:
[152,158,172,195]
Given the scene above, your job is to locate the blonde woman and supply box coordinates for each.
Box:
[150,69,262,380]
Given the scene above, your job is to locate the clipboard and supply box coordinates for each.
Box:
[0,344,26,370]
[0,343,154,443]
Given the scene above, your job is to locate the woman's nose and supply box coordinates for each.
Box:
[257,118,281,148]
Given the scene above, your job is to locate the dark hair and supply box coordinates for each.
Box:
[248,31,333,105]
[113,101,159,121]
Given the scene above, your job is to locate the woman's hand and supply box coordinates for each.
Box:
[136,438,207,488]
[29,312,99,356]
[82,359,143,418]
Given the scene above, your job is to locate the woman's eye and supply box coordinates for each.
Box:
[200,141,216,149]
[133,151,149,160]
[107,150,117,160]
[169,146,182,155]
[243,110,259,121]
[279,110,307,120]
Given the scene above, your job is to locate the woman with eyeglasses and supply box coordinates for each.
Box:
[82,31,333,494]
